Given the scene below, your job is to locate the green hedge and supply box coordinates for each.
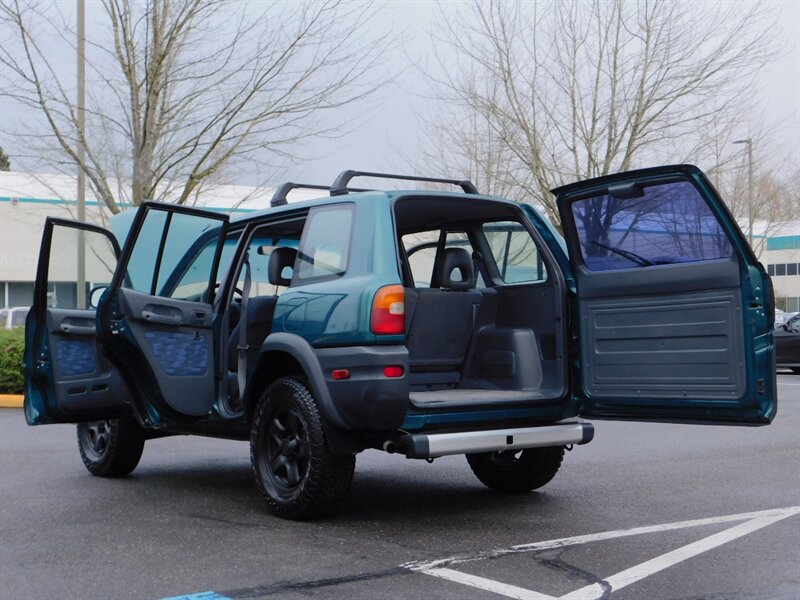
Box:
[0,328,25,394]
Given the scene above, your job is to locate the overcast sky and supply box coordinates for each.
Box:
[280,0,800,187]
[1,0,798,191]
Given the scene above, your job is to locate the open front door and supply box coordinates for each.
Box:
[98,203,229,427]
[555,164,775,424]
[24,218,130,425]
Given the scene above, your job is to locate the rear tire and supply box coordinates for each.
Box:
[77,417,145,477]
[250,377,355,520]
[467,446,564,493]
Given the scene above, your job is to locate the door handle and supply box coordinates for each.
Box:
[60,324,96,335]
[141,310,183,325]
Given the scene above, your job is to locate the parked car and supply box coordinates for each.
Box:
[775,313,800,373]
[23,165,776,519]
[774,310,797,327]
[0,306,29,329]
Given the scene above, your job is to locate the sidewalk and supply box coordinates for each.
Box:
[0,395,23,408]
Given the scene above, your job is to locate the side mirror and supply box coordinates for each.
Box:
[88,286,108,309]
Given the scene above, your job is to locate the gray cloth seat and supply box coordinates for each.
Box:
[405,248,482,375]
[227,247,297,372]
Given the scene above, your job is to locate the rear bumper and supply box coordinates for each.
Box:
[395,420,594,459]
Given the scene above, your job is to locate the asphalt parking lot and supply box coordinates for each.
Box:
[1,375,798,600]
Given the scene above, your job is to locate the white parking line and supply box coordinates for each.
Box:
[408,506,800,600]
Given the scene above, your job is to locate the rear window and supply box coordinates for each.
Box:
[570,179,733,271]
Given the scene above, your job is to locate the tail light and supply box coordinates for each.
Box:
[371,284,405,335]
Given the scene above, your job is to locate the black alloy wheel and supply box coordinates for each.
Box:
[251,377,355,520]
[76,417,146,477]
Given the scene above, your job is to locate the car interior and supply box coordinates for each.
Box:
[394,196,567,409]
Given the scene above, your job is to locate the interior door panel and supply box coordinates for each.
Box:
[581,287,745,401]
[46,308,131,416]
[116,288,216,416]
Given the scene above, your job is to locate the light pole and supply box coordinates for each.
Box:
[76,0,86,309]
[733,138,754,250]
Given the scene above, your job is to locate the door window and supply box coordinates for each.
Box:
[47,224,117,309]
[570,180,733,271]
[122,209,226,302]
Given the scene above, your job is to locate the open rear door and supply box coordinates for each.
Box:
[24,218,130,424]
[556,164,775,424]
[98,203,229,427]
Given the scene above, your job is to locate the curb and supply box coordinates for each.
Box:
[0,395,23,408]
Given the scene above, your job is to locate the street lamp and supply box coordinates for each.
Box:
[733,138,754,249]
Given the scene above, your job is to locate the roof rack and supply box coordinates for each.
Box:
[330,170,479,196]
[270,183,331,207]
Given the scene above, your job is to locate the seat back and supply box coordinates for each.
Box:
[406,248,482,378]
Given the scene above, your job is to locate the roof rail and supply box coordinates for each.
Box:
[330,170,479,196]
[270,183,331,207]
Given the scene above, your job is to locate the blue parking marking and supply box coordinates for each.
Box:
[161,592,231,600]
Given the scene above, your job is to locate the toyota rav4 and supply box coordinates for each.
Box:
[24,165,777,519]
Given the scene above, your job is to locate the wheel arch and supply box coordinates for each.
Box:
[243,332,348,431]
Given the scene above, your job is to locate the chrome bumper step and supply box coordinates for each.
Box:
[396,421,594,459]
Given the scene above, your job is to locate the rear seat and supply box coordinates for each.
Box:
[405,248,483,386]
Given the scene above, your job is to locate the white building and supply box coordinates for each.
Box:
[1,170,799,311]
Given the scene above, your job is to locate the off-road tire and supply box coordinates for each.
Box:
[77,417,146,477]
[250,377,355,520]
[466,446,565,493]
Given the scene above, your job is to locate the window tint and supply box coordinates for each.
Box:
[571,180,733,271]
[124,209,226,302]
[295,206,353,282]
[170,231,240,300]
[483,221,547,284]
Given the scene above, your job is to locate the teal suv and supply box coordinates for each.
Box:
[24,166,776,519]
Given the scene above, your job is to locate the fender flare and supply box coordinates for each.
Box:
[244,332,347,430]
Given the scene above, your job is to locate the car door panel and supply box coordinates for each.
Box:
[45,308,130,415]
[581,287,745,402]
[98,203,229,425]
[115,288,215,416]
[24,218,130,425]
[555,164,775,425]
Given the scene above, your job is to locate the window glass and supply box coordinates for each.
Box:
[403,231,485,288]
[170,231,240,300]
[776,264,786,276]
[47,225,116,309]
[787,263,798,276]
[768,264,775,276]
[295,206,353,282]
[236,229,302,296]
[483,221,547,284]
[11,308,29,327]
[9,282,34,307]
[570,180,733,271]
[123,208,226,302]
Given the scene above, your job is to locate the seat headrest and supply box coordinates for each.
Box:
[268,247,297,286]
[436,247,475,290]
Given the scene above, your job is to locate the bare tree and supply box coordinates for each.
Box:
[424,0,778,227]
[1,0,387,213]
